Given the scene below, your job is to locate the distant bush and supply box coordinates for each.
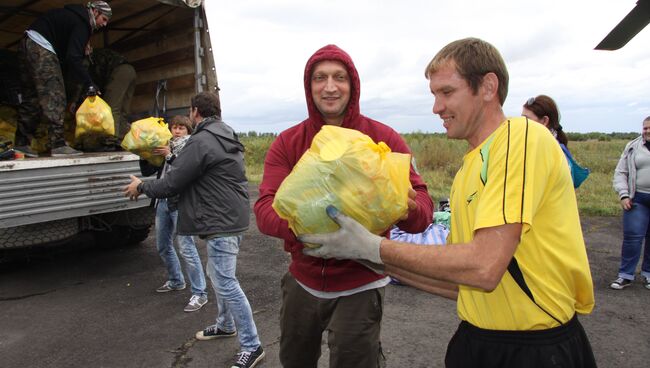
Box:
[566,132,637,141]
[241,131,631,216]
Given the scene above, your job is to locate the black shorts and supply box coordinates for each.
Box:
[445,315,597,368]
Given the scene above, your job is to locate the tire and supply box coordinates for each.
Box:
[0,219,79,249]
[94,225,151,248]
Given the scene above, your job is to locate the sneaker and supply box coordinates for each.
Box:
[644,277,650,290]
[231,346,265,368]
[195,324,237,340]
[610,277,632,290]
[14,145,39,158]
[51,145,83,157]
[155,281,186,293]
[184,294,208,312]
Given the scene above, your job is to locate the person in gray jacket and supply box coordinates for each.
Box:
[611,115,650,291]
[123,91,265,368]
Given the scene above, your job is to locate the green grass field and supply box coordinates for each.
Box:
[240,132,633,217]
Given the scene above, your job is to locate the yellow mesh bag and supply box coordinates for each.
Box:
[273,125,411,247]
[121,117,172,166]
[75,95,115,149]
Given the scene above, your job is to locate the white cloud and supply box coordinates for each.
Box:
[204,0,650,134]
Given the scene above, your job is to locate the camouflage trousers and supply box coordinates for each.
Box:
[15,36,66,148]
[103,63,136,140]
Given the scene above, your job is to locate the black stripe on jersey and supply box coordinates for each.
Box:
[521,118,529,223]
[502,119,529,223]
[502,121,510,223]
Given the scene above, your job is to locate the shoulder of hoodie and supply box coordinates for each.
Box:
[201,119,236,136]
[274,115,409,153]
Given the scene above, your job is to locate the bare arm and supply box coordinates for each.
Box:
[380,223,522,291]
[387,263,459,300]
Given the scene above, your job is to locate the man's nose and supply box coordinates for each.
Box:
[324,77,337,92]
[432,99,443,115]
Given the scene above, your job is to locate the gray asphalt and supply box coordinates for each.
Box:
[0,186,648,367]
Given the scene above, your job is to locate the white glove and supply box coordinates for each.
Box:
[300,205,384,265]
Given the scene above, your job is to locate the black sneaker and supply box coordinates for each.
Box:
[610,277,632,290]
[231,346,265,368]
[195,325,237,341]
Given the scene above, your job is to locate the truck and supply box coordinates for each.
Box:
[0,0,218,251]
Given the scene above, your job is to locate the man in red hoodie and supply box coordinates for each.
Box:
[254,44,433,367]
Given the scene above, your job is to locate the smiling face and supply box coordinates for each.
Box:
[428,61,487,148]
[310,60,351,126]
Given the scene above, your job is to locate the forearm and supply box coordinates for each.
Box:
[254,193,297,242]
[380,224,521,291]
[381,239,490,289]
[387,264,458,300]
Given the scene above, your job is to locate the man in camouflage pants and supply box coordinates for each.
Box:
[88,48,136,146]
[14,1,111,157]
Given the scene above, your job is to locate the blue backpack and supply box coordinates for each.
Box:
[560,144,590,189]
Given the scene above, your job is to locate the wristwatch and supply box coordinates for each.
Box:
[136,182,144,194]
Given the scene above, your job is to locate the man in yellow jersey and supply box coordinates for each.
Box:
[299,38,597,368]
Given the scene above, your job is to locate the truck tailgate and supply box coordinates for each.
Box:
[0,152,152,228]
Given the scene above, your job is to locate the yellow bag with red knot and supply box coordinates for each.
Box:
[74,95,115,148]
[121,117,172,166]
[272,125,411,247]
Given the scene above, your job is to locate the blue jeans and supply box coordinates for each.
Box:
[155,199,207,297]
[206,235,261,352]
[619,191,650,280]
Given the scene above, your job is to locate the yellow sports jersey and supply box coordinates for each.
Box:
[450,117,594,330]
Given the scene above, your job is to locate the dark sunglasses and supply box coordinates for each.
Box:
[525,97,536,107]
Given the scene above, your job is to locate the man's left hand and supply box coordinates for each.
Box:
[300,205,384,264]
[123,175,143,201]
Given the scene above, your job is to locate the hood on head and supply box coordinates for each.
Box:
[303,44,361,127]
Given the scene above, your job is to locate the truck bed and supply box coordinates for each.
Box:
[0,152,152,228]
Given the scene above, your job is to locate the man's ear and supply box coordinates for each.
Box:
[481,72,499,102]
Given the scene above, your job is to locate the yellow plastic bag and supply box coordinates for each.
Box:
[0,105,17,144]
[1,105,75,153]
[121,117,172,166]
[273,125,411,247]
[75,95,115,148]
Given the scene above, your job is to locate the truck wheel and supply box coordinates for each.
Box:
[94,225,151,247]
[0,219,79,249]
[124,226,151,245]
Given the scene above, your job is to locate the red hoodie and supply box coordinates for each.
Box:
[254,44,433,292]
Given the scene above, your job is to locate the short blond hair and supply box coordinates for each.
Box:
[425,38,509,106]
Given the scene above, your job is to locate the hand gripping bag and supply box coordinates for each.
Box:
[121,117,172,166]
[75,95,115,148]
[272,125,411,247]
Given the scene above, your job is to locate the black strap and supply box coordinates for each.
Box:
[507,257,563,325]
[153,79,168,117]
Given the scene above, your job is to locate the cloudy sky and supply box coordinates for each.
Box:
[204,0,650,134]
